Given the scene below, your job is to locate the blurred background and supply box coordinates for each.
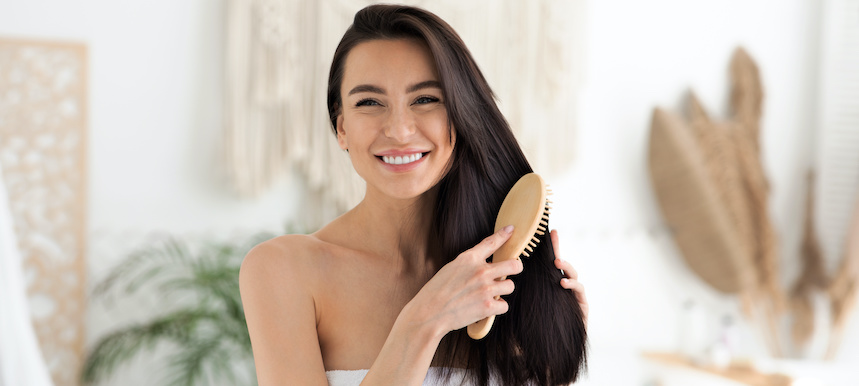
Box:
[1,0,858,385]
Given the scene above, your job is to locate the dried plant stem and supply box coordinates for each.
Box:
[728,47,785,357]
[648,47,859,359]
[826,194,859,359]
[730,47,764,156]
[788,172,828,349]
[689,94,756,293]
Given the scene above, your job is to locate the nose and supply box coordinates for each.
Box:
[383,105,416,142]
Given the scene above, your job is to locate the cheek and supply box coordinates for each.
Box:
[340,114,373,147]
[420,109,453,142]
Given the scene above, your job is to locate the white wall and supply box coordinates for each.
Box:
[563,1,845,383]
[1,0,856,385]
[1,0,302,384]
[0,0,306,236]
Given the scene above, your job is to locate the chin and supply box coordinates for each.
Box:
[385,186,431,201]
[380,179,439,201]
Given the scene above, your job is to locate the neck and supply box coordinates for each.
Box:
[349,185,439,274]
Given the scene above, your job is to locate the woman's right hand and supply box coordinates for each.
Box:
[361,226,522,385]
[402,225,524,338]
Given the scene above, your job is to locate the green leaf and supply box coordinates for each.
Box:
[83,230,283,385]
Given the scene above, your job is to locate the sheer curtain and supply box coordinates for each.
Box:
[0,164,52,386]
[815,0,859,360]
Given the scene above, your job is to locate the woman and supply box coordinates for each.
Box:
[240,4,588,386]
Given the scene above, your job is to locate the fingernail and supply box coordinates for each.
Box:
[561,278,570,284]
[502,225,514,234]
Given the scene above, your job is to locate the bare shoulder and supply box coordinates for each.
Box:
[242,234,322,265]
[240,234,328,290]
[240,212,359,307]
[239,234,331,385]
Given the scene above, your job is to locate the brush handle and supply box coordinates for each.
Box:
[467,272,517,339]
[467,173,547,340]
[468,238,521,339]
[468,311,497,339]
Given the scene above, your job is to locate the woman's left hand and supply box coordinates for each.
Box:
[551,229,588,328]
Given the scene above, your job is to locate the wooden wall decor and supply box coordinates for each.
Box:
[0,38,88,386]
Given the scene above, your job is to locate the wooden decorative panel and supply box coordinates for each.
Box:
[0,38,88,386]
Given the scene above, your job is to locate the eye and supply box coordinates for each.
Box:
[355,98,382,107]
[413,96,440,105]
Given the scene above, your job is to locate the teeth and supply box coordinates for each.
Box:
[382,153,423,165]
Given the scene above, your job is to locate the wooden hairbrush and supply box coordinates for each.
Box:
[467,172,551,339]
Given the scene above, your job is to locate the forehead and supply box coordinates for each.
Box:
[341,38,439,90]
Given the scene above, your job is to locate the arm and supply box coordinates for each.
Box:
[240,240,328,386]
[241,228,523,385]
[360,226,522,385]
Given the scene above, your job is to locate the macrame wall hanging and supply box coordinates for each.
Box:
[0,38,88,386]
[225,0,585,225]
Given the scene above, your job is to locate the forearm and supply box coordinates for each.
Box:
[360,303,445,386]
[358,228,519,385]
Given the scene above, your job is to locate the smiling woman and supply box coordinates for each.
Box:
[336,39,455,200]
[240,4,588,386]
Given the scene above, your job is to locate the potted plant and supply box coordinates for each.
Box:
[82,231,274,385]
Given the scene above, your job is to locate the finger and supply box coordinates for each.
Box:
[489,298,510,316]
[472,296,511,323]
[477,295,511,318]
[561,278,587,304]
[469,225,514,260]
[488,256,524,278]
[561,278,588,327]
[493,278,515,296]
[555,258,579,280]
[550,229,571,278]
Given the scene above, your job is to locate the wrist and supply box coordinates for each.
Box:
[361,302,444,383]
[397,301,447,347]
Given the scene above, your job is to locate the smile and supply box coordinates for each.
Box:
[381,152,424,165]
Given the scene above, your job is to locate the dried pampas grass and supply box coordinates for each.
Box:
[689,94,755,277]
[826,195,859,358]
[728,48,786,321]
[789,172,828,347]
[645,47,859,358]
[648,108,751,294]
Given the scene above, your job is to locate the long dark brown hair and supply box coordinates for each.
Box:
[327,5,587,385]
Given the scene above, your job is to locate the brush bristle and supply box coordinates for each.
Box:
[542,188,551,242]
[520,188,552,259]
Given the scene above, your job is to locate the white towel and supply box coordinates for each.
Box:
[326,367,476,386]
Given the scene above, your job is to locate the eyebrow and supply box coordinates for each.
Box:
[348,84,385,96]
[347,80,441,96]
[407,80,441,93]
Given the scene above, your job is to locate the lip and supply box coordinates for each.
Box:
[375,148,429,157]
[376,150,429,173]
